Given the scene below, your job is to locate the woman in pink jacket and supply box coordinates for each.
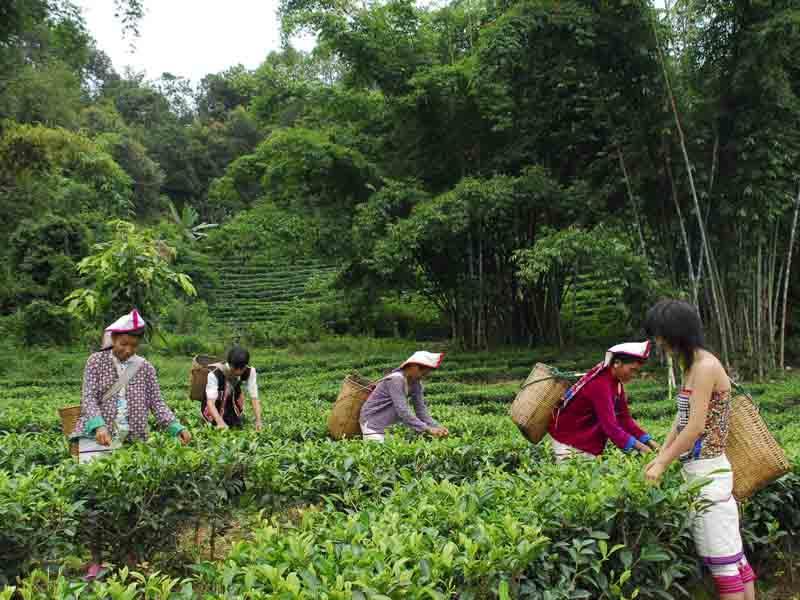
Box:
[549,341,658,461]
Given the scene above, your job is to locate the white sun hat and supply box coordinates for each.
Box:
[101,309,146,348]
[603,340,651,367]
[399,351,445,370]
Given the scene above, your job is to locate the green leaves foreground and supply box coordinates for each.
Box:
[1,430,798,598]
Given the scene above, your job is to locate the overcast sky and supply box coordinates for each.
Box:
[74,1,315,83]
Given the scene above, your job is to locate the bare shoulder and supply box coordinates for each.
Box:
[694,351,730,389]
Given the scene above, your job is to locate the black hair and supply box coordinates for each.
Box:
[610,353,645,366]
[111,327,145,339]
[227,345,250,369]
[643,299,705,370]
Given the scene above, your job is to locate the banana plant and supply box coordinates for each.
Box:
[167,200,218,242]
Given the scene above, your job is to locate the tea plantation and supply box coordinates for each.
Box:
[1,339,798,599]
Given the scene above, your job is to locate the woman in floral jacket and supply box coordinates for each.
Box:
[71,309,190,579]
[72,309,190,460]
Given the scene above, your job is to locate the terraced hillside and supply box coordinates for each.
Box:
[200,257,339,327]
[561,272,628,339]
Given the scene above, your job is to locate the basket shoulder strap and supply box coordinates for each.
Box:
[102,356,145,403]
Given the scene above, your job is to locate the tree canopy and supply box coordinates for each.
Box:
[1,0,798,364]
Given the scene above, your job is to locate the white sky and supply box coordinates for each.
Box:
[74,1,316,84]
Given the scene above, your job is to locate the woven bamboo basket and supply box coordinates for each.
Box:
[327,372,376,440]
[727,390,790,501]
[190,355,222,401]
[511,363,572,444]
[58,404,81,458]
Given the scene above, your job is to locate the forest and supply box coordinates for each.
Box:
[2,0,799,367]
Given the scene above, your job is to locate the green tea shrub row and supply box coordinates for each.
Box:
[0,431,532,583]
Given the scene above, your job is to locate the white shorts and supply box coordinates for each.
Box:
[360,420,385,443]
[78,437,124,464]
[552,439,597,462]
[682,454,744,565]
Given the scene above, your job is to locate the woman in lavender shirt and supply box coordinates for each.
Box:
[359,351,449,442]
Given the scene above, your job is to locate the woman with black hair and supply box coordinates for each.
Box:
[644,299,756,600]
[202,345,262,431]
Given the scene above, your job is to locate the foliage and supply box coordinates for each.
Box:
[0,61,84,129]
[20,300,79,346]
[355,169,586,347]
[0,467,83,587]
[516,225,671,339]
[0,344,799,595]
[211,127,379,257]
[202,201,317,263]
[65,220,196,326]
[166,200,218,242]
[6,214,92,310]
[197,65,258,121]
[96,132,166,217]
[158,298,213,336]
[1,0,800,361]
[0,123,133,240]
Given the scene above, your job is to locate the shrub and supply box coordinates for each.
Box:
[0,313,23,347]
[318,293,448,340]
[20,301,78,346]
[160,333,216,356]
[159,298,212,336]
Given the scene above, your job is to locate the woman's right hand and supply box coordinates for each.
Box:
[426,426,448,438]
[95,427,112,446]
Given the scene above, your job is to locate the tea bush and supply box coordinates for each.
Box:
[0,343,798,597]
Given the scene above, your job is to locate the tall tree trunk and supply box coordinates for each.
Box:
[617,145,647,258]
[651,17,730,364]
[757,240,764,378]
[743,302,753,357]
[665,153,697,302]
[780,184,800,368]
[696,132,719,287]
[767,222,780,368]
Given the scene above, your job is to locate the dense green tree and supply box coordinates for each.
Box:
[66,220,197,327]
[97,132,165,217]
[197,65,258,122]
[7,214,91,308]
[0,123,132,239]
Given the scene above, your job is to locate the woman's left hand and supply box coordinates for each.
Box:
[644,459,668,484]
[178,429,192,445]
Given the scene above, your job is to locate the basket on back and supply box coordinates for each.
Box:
[190,355,222,401]
[328,372,376,440]
[727,389,790,501]
[511,363,572,444]
[58,404,81,458]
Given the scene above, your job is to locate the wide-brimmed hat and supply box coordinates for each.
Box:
[400,351,445,370]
